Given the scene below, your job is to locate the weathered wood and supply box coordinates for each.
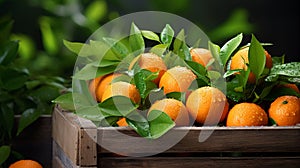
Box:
[52,106,97,167]
[97,126,300,154]
[52,106,79,164]
[99,156,300,168]
[53,140,97,168]
[53,106,300,167]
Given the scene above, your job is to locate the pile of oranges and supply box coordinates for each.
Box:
[89,48,300,127]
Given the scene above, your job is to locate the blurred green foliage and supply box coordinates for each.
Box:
[0,0,257,78]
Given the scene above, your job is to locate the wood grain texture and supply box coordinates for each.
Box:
[52,106,79,164]
[53,106,97,167]
[53,106,300,167]
[99,156,300,168]
[97,126,300,154]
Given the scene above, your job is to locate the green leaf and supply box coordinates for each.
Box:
[17,108,40,135]
[0,145,11,165]
[126,111,151,138]
[76,105,105,121]
[208,41,220,62]
[184,60,209,85]
[160,24,174,46]
[248,34,266,82]
[134,69,158,99]
[99,96,139,117]
[129,23,145,54]
[0,103,14,139]
[141,30,160,42]
[148,110,175,139]
[102,37,129,59]
[265,62,300,83]
[226,78,245,102]
[223,69,243,78]
[0,40,19,65]
[100,116,121,126]
[166,92,186,103]
[0,19,13,43]
[207,71,221,80]
[90,40,120,61]
[192,38,201,49]
[52,93,75,111]
[272,55,285,66]
[63,40,84,55]
[264,87,300,101]
[148,88,166,104]
[219,33,243,66]
[39,17,58,55]
[0,68,29,91]
[150,44,168,56]
[257,83,277,101]
[91,59,119,67]
[73,63,116,80]
[173,29,191,61]
[30,85,60,102]
[173,29,185,52]
[85,0,107,22]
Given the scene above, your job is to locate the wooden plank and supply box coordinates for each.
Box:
[52,106,79,165]
[78,128,97,166]
[52,156,65,168]
[99,156,300,168]
[53,106,97,167]
[97,126,300,154]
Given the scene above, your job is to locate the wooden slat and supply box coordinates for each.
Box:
[99,156,300,168]
[53,106,97,167]
[78,128,97,166]
[52,156,65,168]
[97,126,300,154]
[53,140,97,168]
[52,107,79,164]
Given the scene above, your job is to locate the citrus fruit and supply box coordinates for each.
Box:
[226,103,268,126]
[88,76,103,100]
[230,47,273,83]
[190,48,213,67]
[117,117,128,127]
[9,160,43,168]
[159,66,196,94]
[148,98,190,126]
[129,53,167,84]
[101,81,141,104]
[268,95,300,126]
[186,86,229,125]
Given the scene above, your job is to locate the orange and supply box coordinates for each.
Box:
[129,53,167,84]
[268,95,300,126]
[9,160,43,168]
[117,117,128,127]
[230,47,273,83]
[190,48,213,68]
[226,103,268,126]
[148,98,190,126]
[101,81,141,104]
[186,86,229,125]
[95,73,120,102]
[88,76,103,100]
[159,66,196,94]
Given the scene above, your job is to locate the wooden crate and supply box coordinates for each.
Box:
[52,106,300,168]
